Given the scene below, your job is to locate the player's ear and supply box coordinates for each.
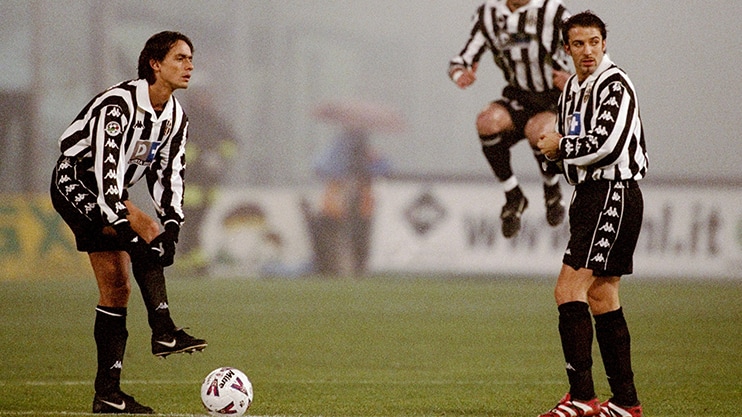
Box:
[150,58,160,73]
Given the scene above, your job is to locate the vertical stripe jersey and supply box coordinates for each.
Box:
[450,0,572,93]
[556,54,649,185]
[57,79,188,227]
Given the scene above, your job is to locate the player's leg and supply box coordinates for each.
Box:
[537,265,601,417]
[124,201,176,335]
[588,184,644,416]
[125,201,207,357]
[50,163,153,413]
[476,101,527,238]
[89,251,154,414]
[525,111,565,226]
[90,251,130,398]
[589,277,642,416]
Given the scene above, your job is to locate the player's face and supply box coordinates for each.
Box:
[152,40,194,91]
[565,26,605,82]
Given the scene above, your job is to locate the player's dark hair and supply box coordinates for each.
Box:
[562,10,607,43]
[137,31,194,84]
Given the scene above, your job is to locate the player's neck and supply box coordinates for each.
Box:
[148,82,174,112]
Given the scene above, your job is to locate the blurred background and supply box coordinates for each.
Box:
[2,0,742,279]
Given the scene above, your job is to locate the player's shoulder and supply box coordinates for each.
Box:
[482,0,505,12]
[96,80,139,104]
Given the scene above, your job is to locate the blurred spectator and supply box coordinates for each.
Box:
[307,99,402,276]
[180,91,239,271]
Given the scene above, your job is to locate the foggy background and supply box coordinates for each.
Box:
[2,0,741,193]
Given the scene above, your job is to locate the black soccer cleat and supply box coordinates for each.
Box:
[93,391,154,414]
[500,190,528,238]
[544,182,565,227]
[152,327,207,358]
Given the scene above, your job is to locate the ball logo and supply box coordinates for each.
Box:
[205,378,220,397]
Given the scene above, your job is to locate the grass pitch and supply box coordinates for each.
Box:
[0,275,740,416]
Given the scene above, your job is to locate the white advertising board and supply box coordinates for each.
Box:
[368,181,742,279]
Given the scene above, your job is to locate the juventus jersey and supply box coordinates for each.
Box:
[556,55,649,185]
[450,0,571,93]
[57,79,188,226]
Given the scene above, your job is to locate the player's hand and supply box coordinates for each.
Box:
[538,132,562,161]
[150,223,180,267]
[450,63,478,89]
[113,220,159,265]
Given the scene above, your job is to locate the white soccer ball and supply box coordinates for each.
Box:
[201,367,253,416]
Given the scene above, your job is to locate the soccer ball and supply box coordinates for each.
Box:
[201,367,253,416]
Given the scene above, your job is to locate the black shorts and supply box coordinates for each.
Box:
[50,157,127,253]
[495,86,561,146]
[563,180,643,277]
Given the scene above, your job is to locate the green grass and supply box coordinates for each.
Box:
[0,276,740,416]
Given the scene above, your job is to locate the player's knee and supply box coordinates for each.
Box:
[476,105,510,135]
[99,277,132,306]
[141,219,161,242]
[131,216,160,243]
[524,112,556,141]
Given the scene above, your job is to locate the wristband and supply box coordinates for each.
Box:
[452,69,463,82]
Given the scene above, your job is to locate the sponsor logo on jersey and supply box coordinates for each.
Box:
[568,112,581,135]
[130,140,162,165]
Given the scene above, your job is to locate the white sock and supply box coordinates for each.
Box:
[501,176,519,192]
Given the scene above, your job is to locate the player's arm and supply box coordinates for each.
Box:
[550,4,573,91]
[90,101,158,263]
[560,77,631,166]
[448,4,488,89]
[146,116,187,228]
[145,114,187,266]
[92,101,131,225]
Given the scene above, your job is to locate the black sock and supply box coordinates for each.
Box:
[505,186,524,202]
[94,306,127,395]
[131,262,175,335]
[480,137,513,181]
[558,301,596,401]
[594,308,639,406]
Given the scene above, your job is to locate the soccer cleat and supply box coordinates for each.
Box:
[501,191,528,238]
[599,400,643,417]
[152,327,207,357]
[93,391,154,414]
[544,182,565,227]
[537,393,601,417]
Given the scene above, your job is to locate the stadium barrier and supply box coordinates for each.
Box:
[4,181,741,280]
[197,181,742,280]
[368,181,742,279]
[0,195,88,280]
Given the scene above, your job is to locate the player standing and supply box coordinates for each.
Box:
[448,0,572,238]
[50,31,207,414]
[536,10,648,417]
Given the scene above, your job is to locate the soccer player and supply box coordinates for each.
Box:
[448,0,572,238]
[50,31,207,414]
[536,11,648,417]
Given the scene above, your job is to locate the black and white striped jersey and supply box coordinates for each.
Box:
[450,0,571,93]
[57,78,188,226]
[556,55,649,185]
